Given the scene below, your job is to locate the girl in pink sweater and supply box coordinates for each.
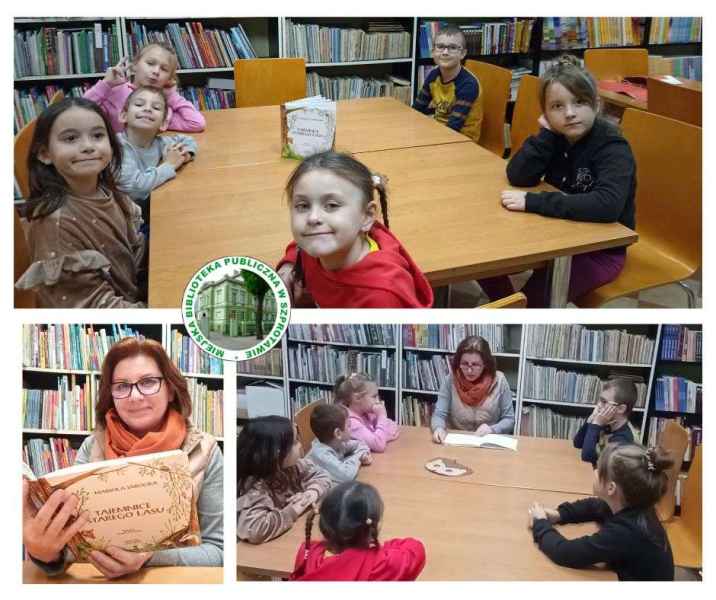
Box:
[84,42,205,133]
[334,373,399,453]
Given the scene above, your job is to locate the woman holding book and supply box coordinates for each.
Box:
[22,338,223,578]
[430,336,515,444]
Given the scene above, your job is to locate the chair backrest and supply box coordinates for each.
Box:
[49,89,65,105]
[14,118,38,200]
[509,74,542,156]
[680,444,702,544]
[479,291,528,309]
[647,76,701,127]
[234,58,307,108]
[464,59,512,157]
[14,208,36,308]
[294,399,325,455]
[655,420,689,521]
[621,108,701,271]
[584,48,648,81]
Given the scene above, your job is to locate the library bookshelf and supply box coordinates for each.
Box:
[22,322,225,477]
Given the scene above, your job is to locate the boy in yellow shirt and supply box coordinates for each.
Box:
[414,25,483,142]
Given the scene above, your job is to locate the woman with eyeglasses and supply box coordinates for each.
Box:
[22,337,223,578]
[430,336,515,444]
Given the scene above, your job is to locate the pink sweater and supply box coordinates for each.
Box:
[347,408,399,453]
[84,80,206,133]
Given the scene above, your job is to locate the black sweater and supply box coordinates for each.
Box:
[573,420,635,467]
[507,118,636,229]
[532,497,674,581]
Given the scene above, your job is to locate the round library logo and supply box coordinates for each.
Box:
[182,256,290,361]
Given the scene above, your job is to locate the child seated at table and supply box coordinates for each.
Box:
[305,404,372,485]
[237,416,331,544]
[85,42,205,133]
[479,55,636,307]
[333,373,399,453]
[573,378,639,467]
[117,86,197,227]
[291,481,426,580]
[528,443,675,581]
[413,24,483,142]
[276,151,434,308]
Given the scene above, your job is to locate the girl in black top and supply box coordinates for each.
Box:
[479,55,636,307]
[528,443,675,581]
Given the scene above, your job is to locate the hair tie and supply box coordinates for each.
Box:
[366,518,373,525]
[371,174,381,188]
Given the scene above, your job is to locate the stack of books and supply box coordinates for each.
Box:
[288,344,395,387]
[660,325,702,361]
[654,376,702,413]
[402,324,508,353]
[289,324,395,346]
[520,405,588,440]
[171,328,224,375]
[306,72,410,105]
[292,385,332,411]
[541,17,645,50]
[23,437,77,477]
[179,86,235,111]
[22,376,95,432]
[401,395,435,427]
[402,352,451,391]
[649,17,702,44]
[186,379,223,436]
[238,347,283,377]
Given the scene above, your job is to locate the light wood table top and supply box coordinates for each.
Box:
[23,561,223,584]
[149,141,636,307]
[237,426,614,580]
[190,97,470,168]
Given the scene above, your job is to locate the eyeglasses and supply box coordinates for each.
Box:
[459,362,484,371]
[111,376,164,399]
[434,43,463,53]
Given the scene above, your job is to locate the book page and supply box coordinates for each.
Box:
[444,432,518,451]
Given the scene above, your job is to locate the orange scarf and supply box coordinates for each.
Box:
[104,407,187,459]
[454,369,495,408]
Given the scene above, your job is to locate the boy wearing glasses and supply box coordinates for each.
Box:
[413,24,483,142]
[573,378,639,467]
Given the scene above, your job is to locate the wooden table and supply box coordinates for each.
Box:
[237,426,615,581]
[598,76,701,116]
[23,561,223,584]
[191,97,470,168]
[150,138,636,307]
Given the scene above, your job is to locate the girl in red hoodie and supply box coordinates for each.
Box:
[277,152,434,308]
[291,481,426,581]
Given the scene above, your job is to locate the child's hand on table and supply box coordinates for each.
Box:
[475,424,493,436]
[432,428,447,444]
[501,190,527,212]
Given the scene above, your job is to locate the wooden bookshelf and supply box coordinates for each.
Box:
[22,322,226,476]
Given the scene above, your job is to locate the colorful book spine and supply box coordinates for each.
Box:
[186,378,223,436]
[288,324,395,346]
[171,329,223,375]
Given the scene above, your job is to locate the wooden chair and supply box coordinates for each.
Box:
[14,117,38,200]
[464,59,512,157]
[234,58,306,108]
[575,109,701,307]
[663,445,701,568]
[647,76,701,126]
[294,399,325,455]
[584,48,648,81]
[479,291,527,309]
[655,420,689,521]
[509,74,541,156]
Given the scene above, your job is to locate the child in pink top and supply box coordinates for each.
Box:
[85,42,205,133]
[334,373,399,452]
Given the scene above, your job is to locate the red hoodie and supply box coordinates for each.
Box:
[290,538,426,581]
[278,222,434,308]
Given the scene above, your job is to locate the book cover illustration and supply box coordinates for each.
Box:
[280,95,336,160]
[24,449,200,561]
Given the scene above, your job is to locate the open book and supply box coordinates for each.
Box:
[280,95,336,160]
[24,450,200,561]
[443,432,519,451]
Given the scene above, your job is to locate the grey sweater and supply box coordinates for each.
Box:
[305,438,371,484]
[117,131,198,202]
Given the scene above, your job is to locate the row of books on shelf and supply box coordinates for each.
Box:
[418,19,534,58]
[238,347,283,377]
[14,84,86,132]
[127,21,256,70]
[659,325,702,362]
[525,325,655,365]
[292,385,332,412]
[520,405,587,440]
[23,324,143,372]
[401,395,435,428]
[187,379,223,437]
[654,376,701,414]
[23,377,95,432]
[657,55,702,81]
[288,324,395,347]
[401,324,510,353]
[285,20,411,63]
[14,24,122,78]
[178,86,235,111]
[402,352,451,392]
[523,364,648,408]
[646,417,702,462]
[306,72,411,104]
[170,329,223,375]
[541,17,645,50]
[23,437,77,477]
[509,66,533,100]
[287,345,396,387]
[648,17,702,45]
